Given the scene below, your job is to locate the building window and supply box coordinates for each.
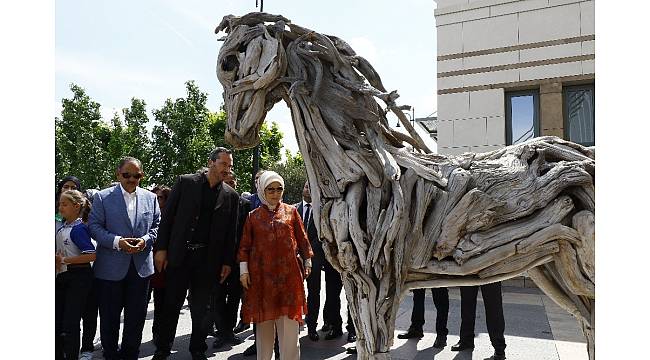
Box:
[506,90,540,145]
[564,84,595,146]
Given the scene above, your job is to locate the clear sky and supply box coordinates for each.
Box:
[55,0,439,154]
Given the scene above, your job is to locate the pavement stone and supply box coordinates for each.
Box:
[84,275,587,359]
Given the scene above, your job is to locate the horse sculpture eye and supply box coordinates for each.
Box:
[221,55,239,72]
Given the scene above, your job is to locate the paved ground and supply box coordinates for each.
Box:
[85,275,587,359]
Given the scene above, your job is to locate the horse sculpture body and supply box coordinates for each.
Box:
[215,13,595,360]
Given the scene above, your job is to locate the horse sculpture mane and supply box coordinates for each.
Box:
[215,12,595,360]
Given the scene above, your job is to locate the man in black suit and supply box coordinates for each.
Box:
[297,181,356,343]
[152,147,240,360]
[211,174,251,348]
[295,181,323,341]
[451,282,507,360]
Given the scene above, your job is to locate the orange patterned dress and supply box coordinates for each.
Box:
[238,202,314,324]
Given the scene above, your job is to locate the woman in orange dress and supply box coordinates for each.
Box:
[239,171,313,360]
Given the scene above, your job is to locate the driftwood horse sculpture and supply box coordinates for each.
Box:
[215,13,595,360]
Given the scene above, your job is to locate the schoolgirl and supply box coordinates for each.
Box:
[55,189,95,360]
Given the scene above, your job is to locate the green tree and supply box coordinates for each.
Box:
[268,150,306,204]
[231,122,284,194]
[149,81,216,186]
[106,98,152,186]
[55,84,112,189]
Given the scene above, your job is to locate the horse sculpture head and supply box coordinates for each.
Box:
[215,14,290,149]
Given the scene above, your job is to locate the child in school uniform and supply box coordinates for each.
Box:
[55,190,96,360]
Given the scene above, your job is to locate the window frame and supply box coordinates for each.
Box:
[505,89,540,146]
[563,84,595,147]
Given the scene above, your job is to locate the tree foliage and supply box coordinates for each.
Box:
[55,84,112,189]
[149,81,216,186]
[268,150,306,204]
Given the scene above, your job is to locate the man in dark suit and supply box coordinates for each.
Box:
[152,147,240,360]
[295,180,324,341]
[296,181,356,343]
[88,157,160,360]
[451,282,507,360]
[211,174,251,348]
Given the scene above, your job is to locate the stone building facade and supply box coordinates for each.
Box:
[434,0,595,155]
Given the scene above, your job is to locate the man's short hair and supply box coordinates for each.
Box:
[117,156,142,171]
[208,147,232,161]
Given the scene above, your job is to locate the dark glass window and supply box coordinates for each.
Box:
[564,84,595,146]
[506,90,540,145]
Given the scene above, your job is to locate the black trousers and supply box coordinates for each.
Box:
[211,262,241,336]
[409,287,449,336]
[152,287,166,339]
[80,276,99,352]
[305,244,325,332]
[55,267,93,360]
[322,261,355,334]
[96,260,150,360]
[156,248,220,354]
[459,282,506,353]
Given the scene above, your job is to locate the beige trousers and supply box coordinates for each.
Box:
[256,316,300,360]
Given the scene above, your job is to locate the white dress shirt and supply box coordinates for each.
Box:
[113,184,138,251]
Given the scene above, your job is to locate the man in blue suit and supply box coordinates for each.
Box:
[89,156,160,360]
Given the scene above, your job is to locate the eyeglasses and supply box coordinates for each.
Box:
[121,172,143,179]
[265,187,284,193]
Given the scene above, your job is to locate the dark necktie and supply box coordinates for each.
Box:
[304,203,311,226]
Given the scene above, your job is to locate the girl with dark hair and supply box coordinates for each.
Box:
[55,190,95,360]
[55,176,82,220]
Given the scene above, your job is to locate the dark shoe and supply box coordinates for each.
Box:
[397,328,424,339]
[432,335,447,349]
[243,343,257,356]
[233,321,251,334]
[325,328,343,340]
[226,334,243,345]
[346,346,357,354]
[320,323,332,333]
[347,333,357,342]
[489,352,506,360]
[207,325,216,336]
[212,335,226,349]
[191,351,208,360]
[451,341,474,351]
[308,330,319,341]
[152,351,170,360]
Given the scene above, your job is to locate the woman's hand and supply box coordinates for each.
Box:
[240,273,250,289]
[305,266,312,279]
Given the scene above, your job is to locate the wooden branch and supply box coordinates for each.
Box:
[572,210,595,282]
[478,243,559,278]
[456,195,574,262]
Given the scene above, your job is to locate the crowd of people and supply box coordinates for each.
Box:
[55,147,508,360]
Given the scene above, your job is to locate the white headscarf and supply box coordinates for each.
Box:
[257,170,285,209]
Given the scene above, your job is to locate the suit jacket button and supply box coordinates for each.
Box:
[190,228,195,232]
